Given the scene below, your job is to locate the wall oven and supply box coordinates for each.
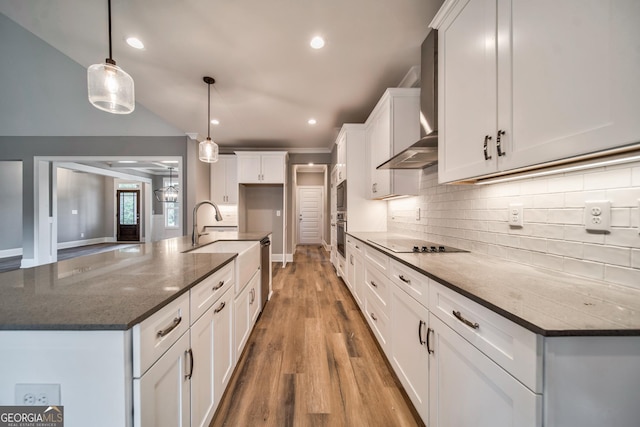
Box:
[336,181,347,212]
[336,212,346,258]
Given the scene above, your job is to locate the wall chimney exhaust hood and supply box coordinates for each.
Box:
[378,29,438,170]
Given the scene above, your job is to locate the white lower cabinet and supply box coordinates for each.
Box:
[390,284,429,421]
[428,313,542,427]
[191,286,234,427]
[134,332,191,427]
[234,269,261,360]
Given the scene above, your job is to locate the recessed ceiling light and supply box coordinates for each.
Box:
[126,37,144,49]
[308,118,317,125]
[308,163,314,166]
[118,160,138,164]
[211,119,220,125]
[310,36,325,49]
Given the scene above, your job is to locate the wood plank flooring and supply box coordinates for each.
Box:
[211,245,423,427]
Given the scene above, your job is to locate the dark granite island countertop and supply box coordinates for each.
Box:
[0,232,270,330]
[348,231,640,336]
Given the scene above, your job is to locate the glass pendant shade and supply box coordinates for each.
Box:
[199,137,219,163]
[88,61,135,114]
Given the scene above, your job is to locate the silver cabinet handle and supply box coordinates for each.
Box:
[156,316,182,338]
[371,281,378,288]
[214,301,226,314]
[399,275,410,284]
[453,310,479,329]
[185,348,194,380]
[426,327,434,354]
[212,280,224,291]
[350,255,354,265]
[418,320,426,345]
[483,135,493,160]
[355,245,360,249]
[497,129,506,157]
[370,312,378,322]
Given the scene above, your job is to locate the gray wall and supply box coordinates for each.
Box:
[0,162,22,250]
[241,185,284,255]
[296,172,324,186]
[57,168,108,243]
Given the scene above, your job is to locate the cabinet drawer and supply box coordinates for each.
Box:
[365,262,390,308]
[133,292,190,378]
[365,285,390,353]
[364,245,389,275]
[346,236,364,255]
[191,262,234,324]
[429,280,542,393]
[389,258,429,309]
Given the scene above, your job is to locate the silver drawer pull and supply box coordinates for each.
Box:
[370,312,378,322]
[212,280,225,291]
[399,275,410,284]
[453,310,479,329]
[156,316,182,338]
[371,281,378,288]
[214,301,226,313]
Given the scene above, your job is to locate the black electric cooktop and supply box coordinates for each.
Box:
[367,237,467,253]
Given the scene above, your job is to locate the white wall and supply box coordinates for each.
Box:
[388,163,640,290]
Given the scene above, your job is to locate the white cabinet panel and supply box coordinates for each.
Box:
[429,314,542,427]
[236,152,287,184]
[210,155,238,204]
[234,269,261,360]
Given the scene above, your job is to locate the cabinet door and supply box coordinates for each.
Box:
[237,154,262,183]
[336,133,347,183]
[346,250,355,291]
[352,252,364,308]
[367,102,391,198]
[210,157,227,204]
[391,285,429,422]
[224,156,238,204]
[260,154,285,183]
[429,314,541,427]
[134,332,191,427]
[500,0,640,171]
[234,270,260,360]
[437,0,499,183]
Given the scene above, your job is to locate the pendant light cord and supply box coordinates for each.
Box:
[207,82,211,139]
[107,0,113,61]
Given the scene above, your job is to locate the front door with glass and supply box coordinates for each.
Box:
[117,190,140,241]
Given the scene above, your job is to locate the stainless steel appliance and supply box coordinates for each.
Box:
[367,236,466,253]
[260,237,270,309]
[336,212,346,258]
[336,180,347,211]
[377,29,439,170]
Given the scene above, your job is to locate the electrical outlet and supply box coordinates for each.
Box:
[585,200,611,232]
[80,232,84,238]
[416,207,421,221]
[508,203,523,228]
[15,384,61,406]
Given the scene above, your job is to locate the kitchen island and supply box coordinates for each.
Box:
[0,231,269,427]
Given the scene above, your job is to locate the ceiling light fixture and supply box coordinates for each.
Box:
[87,0,135,114]
[308,118,317,125]
[125,37,144,49]
[154,167,179,203]
[199,76,219,163]
[310,36,325,49]
[210,119,220,125]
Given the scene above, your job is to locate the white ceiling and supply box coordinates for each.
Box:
[0,0,441,152]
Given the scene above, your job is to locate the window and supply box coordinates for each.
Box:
[163,177,180,229]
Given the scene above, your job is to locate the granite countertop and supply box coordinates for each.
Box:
[348,232,640,337]
[0,231,270,331]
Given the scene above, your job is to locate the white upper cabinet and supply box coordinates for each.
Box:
[210,155,238,204]
[365,89,421,199]
[236,152,287,184]
[336,133,347,184]
[433,0,640,183]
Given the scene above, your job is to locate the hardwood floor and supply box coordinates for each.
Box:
[211,245,423,427]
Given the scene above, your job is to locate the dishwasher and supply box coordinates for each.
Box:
[260,237,271,309]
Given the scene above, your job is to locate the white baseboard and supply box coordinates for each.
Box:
[272,253,294,263]
[0,248,22,259]
[20,258,37,268]
[322,240,331,252]
[57,237,112,250]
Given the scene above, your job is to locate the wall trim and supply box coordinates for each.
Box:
[0,248,22,259]
[57,237,112,250]
[20,258,37,268]
[272,253,294,263]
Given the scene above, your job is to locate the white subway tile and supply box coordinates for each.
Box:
[531,252,565,272]
[605,188,640,207]
[604,265,640,290]
[583,244,631,267]
[547,208,584,225]
[530,223,564,239]
[495,233,520,247]
[563,225,606,244]
[507,248,533,265]
[533,193,565,208]
[548,175,584,193]
[524,209,548,223]
[520,179,548,195]
[584,169,632,190]
[631,208,639,228]
[519,237,547,253]
[547,240,584,258]
[632,167,640,186]
[632,249,640,268]
[611,208,631,227]
[604,228,640,248]
[487,244,510,259]
[563,258,604,280]
[564,190,607,207]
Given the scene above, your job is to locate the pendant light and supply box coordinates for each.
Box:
[154,168,179,203]
[87,0,135,114]
[199,76,219,163]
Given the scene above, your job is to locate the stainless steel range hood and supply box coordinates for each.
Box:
[378,29,438,170]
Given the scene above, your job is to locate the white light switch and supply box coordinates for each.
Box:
[71,209,78,215]
[276,210,281,217]
[585,200,611,232]
[508,203,523,228]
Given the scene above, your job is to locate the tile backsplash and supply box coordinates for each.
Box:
[387,162,640,290]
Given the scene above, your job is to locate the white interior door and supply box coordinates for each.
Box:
[297,186,323,245]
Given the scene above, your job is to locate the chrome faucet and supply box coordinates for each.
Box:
[192,200,223,246]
